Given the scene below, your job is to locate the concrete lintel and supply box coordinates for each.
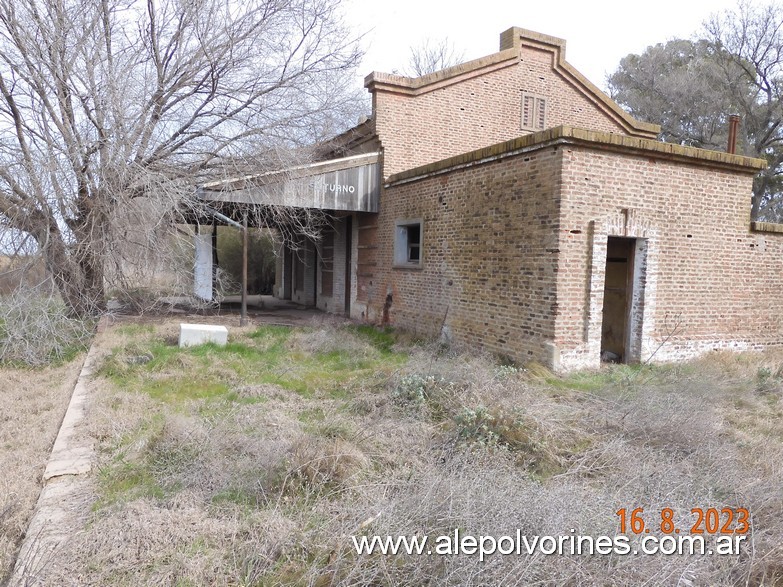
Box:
[200,155,381,213]
[751,221,783,234]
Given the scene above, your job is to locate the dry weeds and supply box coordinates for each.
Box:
[0,356,84,582]
[0,255,47,296]
[0,288,93,366]
[25,321,783,586]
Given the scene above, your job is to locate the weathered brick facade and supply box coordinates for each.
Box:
[315,216,351,314]
[555,142,783,369]
[265,26,783,371]
[367,27,657,178]
[357,129,781,371]
[358,146,563,364]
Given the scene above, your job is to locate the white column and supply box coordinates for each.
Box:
[194,230,213,300]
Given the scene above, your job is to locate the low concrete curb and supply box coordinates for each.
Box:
[7,334,101,586]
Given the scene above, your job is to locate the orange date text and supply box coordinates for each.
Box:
[616,507,750,535]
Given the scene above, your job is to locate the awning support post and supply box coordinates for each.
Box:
[241,213,248,326]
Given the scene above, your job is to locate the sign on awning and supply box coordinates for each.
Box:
[199,152,380,213]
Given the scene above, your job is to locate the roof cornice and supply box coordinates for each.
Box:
[364,48,519,95]
[385,126,766,187]
[365,26,661,140]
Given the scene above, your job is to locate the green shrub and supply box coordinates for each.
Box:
[452,405,564,478]
[756,365,783,394]
[493,364,521,380]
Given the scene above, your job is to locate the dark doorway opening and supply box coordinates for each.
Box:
[600,237,637,363]
[320,229,335,298]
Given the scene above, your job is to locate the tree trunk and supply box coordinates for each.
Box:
[37,205,107,319]
[43,235,106,318]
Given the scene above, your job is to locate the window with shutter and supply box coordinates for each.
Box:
[536,96,547,129]
[522,94,535,128]
[521,92,548,131]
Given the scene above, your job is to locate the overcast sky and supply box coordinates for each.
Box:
[345,0,742,91]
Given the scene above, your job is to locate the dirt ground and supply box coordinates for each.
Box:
[0,356,84,582]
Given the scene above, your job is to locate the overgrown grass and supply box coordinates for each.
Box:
[348,324,396,354]
[91,321,409,514]
[34,320,783,586]
[99,324,406,405]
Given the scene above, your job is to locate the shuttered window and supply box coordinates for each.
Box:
[521,93,548,131]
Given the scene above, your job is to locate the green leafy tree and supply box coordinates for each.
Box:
[608,1,783,221]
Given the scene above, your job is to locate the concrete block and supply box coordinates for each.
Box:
[179,323,228,348]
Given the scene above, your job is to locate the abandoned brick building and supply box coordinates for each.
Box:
[197,26,783,371]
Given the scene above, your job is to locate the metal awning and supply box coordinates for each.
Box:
[197,152,380,213]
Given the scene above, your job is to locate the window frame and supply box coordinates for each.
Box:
[393,219,424,269]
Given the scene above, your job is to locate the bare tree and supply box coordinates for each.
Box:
[0,0,363,317]
[406,37,465,77]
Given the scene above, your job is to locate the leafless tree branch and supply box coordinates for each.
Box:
[405,37,465,77]
[0,0,364,317]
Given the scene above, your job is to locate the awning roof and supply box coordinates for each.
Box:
[198,152,381,213]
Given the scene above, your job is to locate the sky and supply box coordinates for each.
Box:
[344,0,742,91]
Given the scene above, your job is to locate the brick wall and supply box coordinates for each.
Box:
[371,46,631,178]
[361,148,564,364]
[357,128,780,370]
[353,212,378,321]
[316,217,349,314]
[555,147,783,369]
